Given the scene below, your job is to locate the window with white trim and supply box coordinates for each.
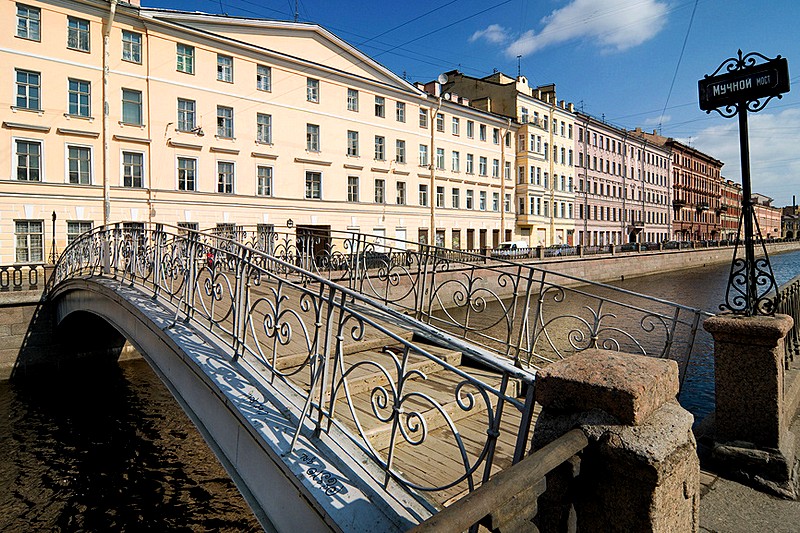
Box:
[347,88,358,111]
[177,44,194,74]
[257,165,273,196]
[306,124,320,151]
[217,55,233,82]
[307,78,319,102]
[122,151,144,188]
[15,139,41,181]
[257,113,272,144]
[177,98,195,132]
[177,157,196,191]
[67,145,91,184]
[15,69,40,110]
[15,220,43,263]
[305,171,321,199]
[122,30,141,63]
[67,16,89,51]
[217,161,234,193]
[68,79,90,117]
[16,4,40,41]
[256,65,271,91]
[121,88,142,125]
[67,221,92,245]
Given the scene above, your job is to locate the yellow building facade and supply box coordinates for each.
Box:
[1,0,517,264]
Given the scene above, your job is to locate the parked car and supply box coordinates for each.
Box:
[662,241,681,250]
[544,244,574,257]
[491,241,531,259]
[619,243,638,252]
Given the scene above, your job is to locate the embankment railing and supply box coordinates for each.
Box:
[778,273,800,367]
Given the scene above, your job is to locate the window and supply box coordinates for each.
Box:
[396,102,405,122]
[177,44,194,74]
[436,113,444,132]
[215,54,233,82]
[479,124,487,141]
[419,144,428,167]
[396,181,406,205]
[257,113,272,144]
[122,31,141,63]
[67,17,89,51]
[466,154,474,174]
[466,120,474,138]
[492,159,499,178]
[15,140,41,181]
[419,184,428,206]
[122,151,144,188]
[466,190,473,209]
[67,221,92,245]
[452,117,460,136]
[347,88,358,111]
[305,171,321,199]
[257,165,273,196]
[67,145,91,184]
[492,128,500,144]
[16,4,40,41]
[177,157,196,191]
[375,96,385,117]
[216,106,233,138]
[122,88,142,125]
[68,79,90,117]
[374,136,385,160]
[419,108,428,128]
[479,191,487,211]
[217,161,234,193]
[307,78,319,102]
[451,151,460,172]
[436,186,445,207]
[15,220,43,263]
[257,65,272,91]
[451,188,460,209]
[434,148,445,170]
[306,124,320,151]
[177,99,195,131]
[504,161,511,180]
[342,130,358,157]
[374,179,385,203]
[492,192,500,212]
[395,140,406,163]
[504,193,511,213]
[15,69,40,110]
[347,176,359,202]
[479,157,487,176]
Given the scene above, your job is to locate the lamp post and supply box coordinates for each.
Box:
[49,210,57,264]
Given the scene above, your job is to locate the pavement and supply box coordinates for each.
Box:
[698,410,800,533]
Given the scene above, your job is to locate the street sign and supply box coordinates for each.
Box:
[699,57,789,111]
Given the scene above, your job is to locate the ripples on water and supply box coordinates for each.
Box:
[0,359,260,532]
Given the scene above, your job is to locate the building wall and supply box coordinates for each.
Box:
[575,117,671,246]
[0,0,515,264]
[444,71,576,246]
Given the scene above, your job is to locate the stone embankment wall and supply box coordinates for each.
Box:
[528,240,800,285]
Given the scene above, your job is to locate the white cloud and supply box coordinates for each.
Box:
[469,24,510,45]
[689,108,800,206]
[505,0,669,57]
[644,114,671,126]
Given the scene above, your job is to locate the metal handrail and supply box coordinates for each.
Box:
[409,428,589,532]
[777,273,800,367]
[220,224,712,386]
[48,223,539,500]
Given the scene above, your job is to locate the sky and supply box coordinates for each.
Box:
[149,0,800,207]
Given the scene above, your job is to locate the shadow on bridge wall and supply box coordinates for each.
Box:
[9,298,135,380]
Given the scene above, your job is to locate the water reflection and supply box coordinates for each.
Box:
[0,359,260,532]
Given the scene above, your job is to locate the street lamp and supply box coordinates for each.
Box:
[49,211,57,264]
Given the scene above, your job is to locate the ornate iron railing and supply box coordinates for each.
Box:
[223,225,711,387]
[777,273,800,367]
[48,223,539,502]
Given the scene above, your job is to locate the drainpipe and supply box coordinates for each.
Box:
[102,0,119,227]
[429,95,442,245]
[500,117,511,240]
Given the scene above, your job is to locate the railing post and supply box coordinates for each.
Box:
[231,245,250,362]
[703,313,797,497]
[533,349,699,532]
[152,223,164,299]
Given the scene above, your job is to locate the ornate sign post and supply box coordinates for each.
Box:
[699,51,790,316]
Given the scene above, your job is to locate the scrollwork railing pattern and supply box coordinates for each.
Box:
[49,223,538,501]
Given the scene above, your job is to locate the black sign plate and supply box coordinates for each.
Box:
[699,57,790,111]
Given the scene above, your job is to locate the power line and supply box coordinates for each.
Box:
[657,0,699,135]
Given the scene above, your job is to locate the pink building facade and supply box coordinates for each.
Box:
[574,116,671,246]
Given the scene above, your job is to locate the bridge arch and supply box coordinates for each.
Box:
[48,278,348,532]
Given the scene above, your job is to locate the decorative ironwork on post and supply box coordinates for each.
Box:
[698,50,791,316]
[49,210,58,264]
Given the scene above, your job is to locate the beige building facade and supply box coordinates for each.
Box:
[1,0,516,264]
[443,71,576,246]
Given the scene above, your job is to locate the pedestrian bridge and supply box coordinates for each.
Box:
[47,223,711,531]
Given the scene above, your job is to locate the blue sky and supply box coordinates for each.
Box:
[150,0,800,207]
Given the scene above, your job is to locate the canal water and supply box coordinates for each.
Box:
[1,249,798,530]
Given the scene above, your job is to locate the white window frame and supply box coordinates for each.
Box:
[396,102,405,122]
[307,78,320,103]
[120,149,146,188]
[307,124,320,152]
[256,64,272,91]
[347,88,359,111]
[217,54,233,82]
[16,4,41,41]
[122,30,142,64]
[176,155,197,192]
[15,219,44,263]
[216,160,235,194]
[68,78,91,118]
[256,113,272,144]
[12,137,43,182]
[177,98,196,132]
[305,170,322,199]
[176,43,194,74]
[256,165,273,196]
[67,16,90,52]
[65,143,93,185]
